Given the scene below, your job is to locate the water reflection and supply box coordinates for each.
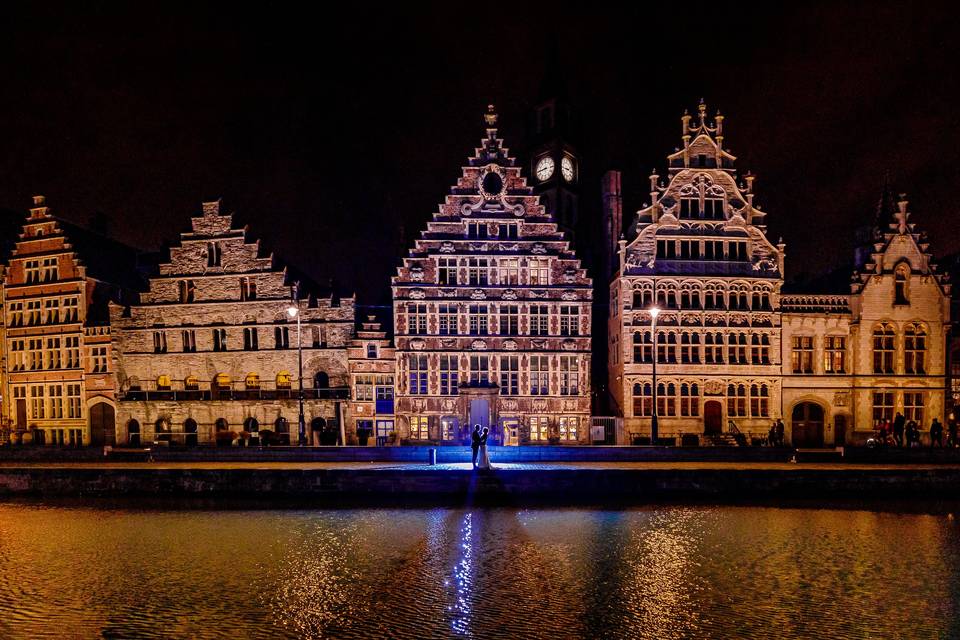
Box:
[0,502,957,639]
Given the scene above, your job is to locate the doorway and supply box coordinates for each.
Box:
[89,403,116,447]
[834,414,847,447]
[792,402,825,447]
[704,401,723,435]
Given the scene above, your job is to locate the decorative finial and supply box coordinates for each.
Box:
[32,195,45,206]
[484,104,498,127]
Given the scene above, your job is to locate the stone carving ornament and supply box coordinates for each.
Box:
[409,288,426,300]
[704,380,725,395]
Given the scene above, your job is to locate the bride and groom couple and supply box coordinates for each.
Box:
[470,424,493,469]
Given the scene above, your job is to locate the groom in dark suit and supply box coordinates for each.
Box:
[471,425,482,468]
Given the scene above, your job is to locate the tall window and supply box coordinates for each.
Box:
[529,416,549,442]
[45,299,60,324]
[207,242,221,267]
[407,304,427,335]
[212,328,227,352]
[872,390,894,423]
[560,356,579,396]
[366,343,378,359]
[240,277,257,301]
[468,304,488,336]
[9,340,25,371]
[28,338,42,370]
[438,258,458,285]
[440,355,459,395]
[41,258,58,282]
[680,383,700,417]
[632,382,652,417]
[529,305,549,336]
[498,223,519,240]
[904,323,926,374]
[466,221,488,239]
[67,384,82,418]
[439,304,459,335]
[894,265,909,305]
[824,336,846,373]
[48,385,63,418]
[182,330,196,353]
[153,331,167,354]
[355,374,374,401]
[27,301,41,325]
[873,324,895,374]
[750,384,770,417]
[500,258,520,285]
[30,386,44,419]
[468,258,489,286]
[409,416,429,440]
[25,260,41,284]
[634,331,652,363]
[243,327,259,351]
[90,346,108,373]
[727,384,747,417]
[408,355,428,395]
[791,336,814,373]
[657,332,677,364]
[65,336,80,368]
[558,416,578,441]
[681,333,700,364]
[45,338,61,369]
[632,287,653,309]
[9,302,23,327]
[274,326,289,349]
[178,280,195,303]
[705,332,724,364]
[499,356,518,395]
[752,334,771,365]
[903,391,924,423]
[530,356,549,395]
[657,382,677,416]
[680,286,701,309]
[62,297,79,322]
[728,333,747,365]
[527,259,549,285]
[560,306,579,336]
[499,305,519,335]
[469,355,489,385]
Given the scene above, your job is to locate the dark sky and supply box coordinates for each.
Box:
[0,2,957,303]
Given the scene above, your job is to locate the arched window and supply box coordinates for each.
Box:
[276,371,292,389]
[243,327,259,351]
[632,382,652,417]
[633,331,652,363]
[894,265,909,305]
[178,280,195,303]
[314,371,330,389]
[245,373,261,389]
[184,375,199,391]
[127,419,140,446]
[750,384,769,417]
[873,323,896,374]
[680,383,700,417]
[214,418,229,432]
[155,417,171,433]
[275,417,289,433]
[904,323,926,374]
[657,382,677,416]
[184,418,198,446]
[727,384,747,417]
[243,417,259,433]
[156,375,171,391]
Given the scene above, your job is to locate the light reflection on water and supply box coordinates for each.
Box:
[0,502,957,639]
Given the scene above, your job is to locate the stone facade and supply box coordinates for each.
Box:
[110,200,355,446]
[2,196,135,446]
[608,104,950,445]
[347,315,396,445]
[392,106,592,445]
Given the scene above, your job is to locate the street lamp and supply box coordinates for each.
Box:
[287,303,306,446]
[649,306,660,444]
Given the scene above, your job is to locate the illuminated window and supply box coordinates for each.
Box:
[530,356,549,395]
[824,336,846,373]
[440,355,459,395]
[499,304,518,335]
[409,416,429,440]
[408,354,428,395]
[873,324,895,374]
[157,375,172,391]
[558,416,578,441]
[894,265,909,305]
[468,304,488,336]
[791,336,814,373]
[872,390,894,423]
[499,356,518,396]
[184,375,199,391]
[438,258,458,285]
[560,305,579,336]
[560,356,579,396]
[407,303,427,335]
[276,372,292,390]
[355,374,374,401]
[527,258,549,285]
[529,416,549,441]
[529,304,549,336]
[245,373,260,389]
[634,331,652,363]
[904,323,926,374]
[500,258,520,285]
[904,391,924,423]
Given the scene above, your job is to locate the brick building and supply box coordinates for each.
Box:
[110,200,355,446]
[392,107,592,445]
[347,313,396,445]
[3,196,140,446]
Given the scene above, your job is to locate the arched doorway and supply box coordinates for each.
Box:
[127,419,141,447]
[792,402,825,447]
[184,418,198,446]
[703,400,723,435]
[275,417,290,445]
[89,403,116,447]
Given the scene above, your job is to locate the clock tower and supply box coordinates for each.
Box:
[529,92,580,240]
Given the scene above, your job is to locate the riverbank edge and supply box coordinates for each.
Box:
[0,466,958,504]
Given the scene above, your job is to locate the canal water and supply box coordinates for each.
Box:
[0,501,958,639]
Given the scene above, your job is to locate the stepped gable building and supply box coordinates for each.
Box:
[110,199,355,446]
[392,106,593,445]
[608,102,784,442]
[3,196,141,446]
[347,313,396,445]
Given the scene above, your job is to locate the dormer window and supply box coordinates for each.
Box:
[366,343,378,359]
[894,265,909,305]
[466,222,488,239]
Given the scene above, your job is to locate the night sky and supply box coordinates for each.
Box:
[0,3,957,303]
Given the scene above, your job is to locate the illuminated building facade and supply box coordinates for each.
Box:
[347,314,396,445]
[110,200,355,446]
[392,107,593,445]
[609,104,950,445]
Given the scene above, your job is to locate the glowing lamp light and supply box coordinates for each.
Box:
[649,306,661,320]
[286,306,298,318]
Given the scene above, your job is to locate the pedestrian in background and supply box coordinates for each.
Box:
[930,418,943,448]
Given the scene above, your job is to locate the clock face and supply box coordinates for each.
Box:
[561,156,575,182]
[535,156,555,182]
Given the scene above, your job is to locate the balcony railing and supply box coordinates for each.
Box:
[121,385,349,402]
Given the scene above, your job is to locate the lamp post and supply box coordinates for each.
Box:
[287,302,305,446]
[649,306,660,444]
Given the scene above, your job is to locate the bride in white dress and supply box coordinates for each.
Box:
[477,427,492,469]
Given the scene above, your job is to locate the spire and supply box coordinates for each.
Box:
[484,104,498,128]
[472,104,511,167]
[894,194,910,235]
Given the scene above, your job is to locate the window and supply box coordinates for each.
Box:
[27,301,41,325]
[9,302,23,327]
[41,257,58,282]
[439,304,459,335]
[752,334,771,366]
[153,331,167,353]
[500,258,520,285]
[67,384,81,418]
[466,221,488,239]
[560,306,579,336]
[704,286,725,309]
[207,242,221,267]
[243,327,259,351]
[407,304,427,335]
[530,356,549,395]
[245,373,260,390]
[679,197,700,219]
[529,305,549,336]
[355,374,374,401]
[904,391,924,423]
[312,325,325,348]
[873,324,895,374]
[276,372,292,390]
[632,382,652,417]
[728,333,747,365]
[499,356,518,395]
[658,331,677,364]
[45,299,59,324]
[440,355,459,395]
[560,356,579,395]
[409,416,429,440]
[750,384,770,417]
[240,277,257,301]
[705,333,724,364]
[438,258,458,285]
[680,383,700,417]
[824,336,846,373]
[90,346,108,373]
[28,338,42,370]
[632,287,653,309]
[10,340,25,371]
[529,416,549,442]
[728,242,748,261]
[703,197,724,219]
[178,280,195,303]
[25,260,41,284]
[184,375,199,391]
[408,355,428,395]
[873,390,894,424]
[680,286,701,308]
[366,343,378,359]
[30,386,44,419]
[156,375,172,391]
[375,377,394,401]
[657,383,677,417]
[182,330,197,353]
[527,259,549,285]
[558,416,578,441]
[65,336,80,369]
[657,239,677,259]
[274,326,289,349]
[499,304,519,335]
[791,336,814,373]
[727,383,747,418]
[212,328,227,351]
[633,331,652,363]
[469,355,489,385]
[468,258,489,286]
[468,304,488,336]
[894,265,909,305]
[48,384,63,418]
[498,223,519,240]
[45,337,61,369]
[904,323,926,374]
